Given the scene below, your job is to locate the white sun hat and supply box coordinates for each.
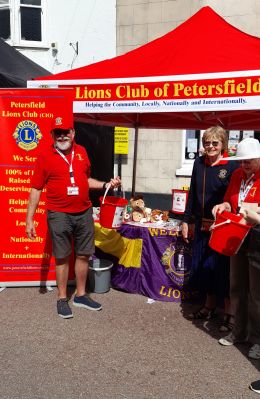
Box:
[223,137,260,160]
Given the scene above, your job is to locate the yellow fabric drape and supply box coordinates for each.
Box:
[94,223,142,268]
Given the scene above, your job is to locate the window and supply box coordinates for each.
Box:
[20,0,42,41]
[227,130,260,155]
[0,1,10,40]
[176,130,202,176]
[176,129,260,176]
[0,0,46,47]
[184,130,201,161]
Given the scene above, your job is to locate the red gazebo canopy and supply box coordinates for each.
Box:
[29,6,260,129]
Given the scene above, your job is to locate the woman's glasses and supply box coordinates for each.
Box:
[204,141,220,147]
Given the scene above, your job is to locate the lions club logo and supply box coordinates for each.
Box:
[161,242,192,286]
[13,120,42,151]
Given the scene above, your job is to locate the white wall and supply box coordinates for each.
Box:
[18,0,116,74]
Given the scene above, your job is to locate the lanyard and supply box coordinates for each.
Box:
[55,146,75,186]
[238,174,255,207]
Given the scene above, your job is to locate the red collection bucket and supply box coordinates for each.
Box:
[99,185,128,229]
[209,211,252,256]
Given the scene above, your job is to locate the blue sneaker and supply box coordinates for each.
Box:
[73,294,102,311]
[250,379,260,394]
[57,298,73,319]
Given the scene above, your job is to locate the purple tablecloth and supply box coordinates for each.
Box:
[111,223,193,302]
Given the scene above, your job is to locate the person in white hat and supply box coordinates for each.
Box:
[212,137,260,359]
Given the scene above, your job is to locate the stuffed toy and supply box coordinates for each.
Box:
[144,207,152,222]
[123,205,132,222]
[150,209,163,223]
[132,207,147,223]
[161,210,169,222]
[130,195,146,210]
[130,195,151,223]
[150,209,169,223]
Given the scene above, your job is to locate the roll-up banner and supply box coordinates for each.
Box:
[0,88,74,287]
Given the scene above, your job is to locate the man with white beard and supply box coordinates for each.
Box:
[26,117,121,318]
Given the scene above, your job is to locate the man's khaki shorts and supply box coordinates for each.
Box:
[47,208,95,259]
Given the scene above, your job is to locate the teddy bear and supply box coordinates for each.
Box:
[150,209,163,223]
[130,195,145,210]
[150,209,169,223]
[132,207,147,223]
[129,195,151,223]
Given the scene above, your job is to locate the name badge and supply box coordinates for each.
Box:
[67,186,79,196]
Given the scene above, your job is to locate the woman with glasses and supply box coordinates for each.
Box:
[212,138,260,360]
[182,126,238,331]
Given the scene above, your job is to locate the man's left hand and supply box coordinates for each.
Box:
[108,176,121,189]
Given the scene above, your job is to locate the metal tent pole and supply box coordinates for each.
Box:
[131,125,139,197]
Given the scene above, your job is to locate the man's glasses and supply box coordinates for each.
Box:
[204,141,220,147]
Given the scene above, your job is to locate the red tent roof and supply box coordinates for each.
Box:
[31,6,260,130]
[38,6,260,81]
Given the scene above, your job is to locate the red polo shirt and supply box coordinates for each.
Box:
[224,168,260,213]
[32,143,92,213]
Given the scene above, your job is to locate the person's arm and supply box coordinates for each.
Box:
[88,176,121,190]
[26,188,42,240]
[182,158,199,225]
[241,208,260,225]
[181,222,189,243]
[181,159,198,241]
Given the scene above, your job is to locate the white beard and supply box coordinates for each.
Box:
[55,140,72,152]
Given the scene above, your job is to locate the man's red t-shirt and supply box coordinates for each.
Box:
[31,143,92,213]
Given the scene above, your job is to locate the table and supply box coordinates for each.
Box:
[94,222,194,302]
